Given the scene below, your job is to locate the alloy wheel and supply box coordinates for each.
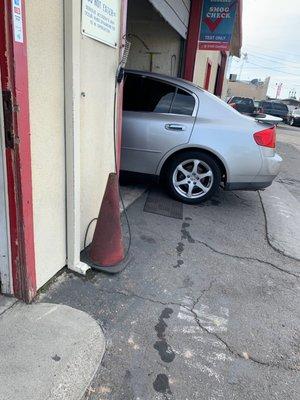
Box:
[172,159,214,199]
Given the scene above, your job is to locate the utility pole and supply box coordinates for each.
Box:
[275,82,283,99]
[238,52,248,80]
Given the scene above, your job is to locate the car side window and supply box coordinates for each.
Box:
[123,74,143,112]
[123,74,175,113]
[261,102,272,109]
[170,89,195,116]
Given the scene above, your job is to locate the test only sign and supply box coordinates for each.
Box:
[82,0,120,48]
[199,0,238,51]
[12,0,23,43]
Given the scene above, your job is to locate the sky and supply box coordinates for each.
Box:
[229,0,300,99]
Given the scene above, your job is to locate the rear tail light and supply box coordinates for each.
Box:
[253,126,276,148]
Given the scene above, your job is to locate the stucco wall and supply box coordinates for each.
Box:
[80,37,119,247]
[126,0,182,76]
[226,78,270,101]
[26,1,66,288]
[193,50,222,93]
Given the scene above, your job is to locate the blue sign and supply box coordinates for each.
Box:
[199,0,238,51]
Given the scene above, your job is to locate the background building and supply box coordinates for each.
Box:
[226,76,270,101]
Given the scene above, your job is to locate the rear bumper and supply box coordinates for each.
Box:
[225,181,274,191]
[225,153,282,191]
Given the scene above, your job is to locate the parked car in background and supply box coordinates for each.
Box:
[260,101,289,123]
[121,70,282,204]
[227,96,255,115]
[288,108,300,126]
[253,100,262,113]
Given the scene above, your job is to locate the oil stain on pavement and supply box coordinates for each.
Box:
[153,373,172,396]
[153,308,175,396]
[174,217,195,268]
[153,308,175,363]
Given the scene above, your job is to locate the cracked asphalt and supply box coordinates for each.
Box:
[38,124,300,400]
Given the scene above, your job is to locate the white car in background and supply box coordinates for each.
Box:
[288,108,300,126]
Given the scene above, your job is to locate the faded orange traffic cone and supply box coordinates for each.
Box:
[84,173,126,273]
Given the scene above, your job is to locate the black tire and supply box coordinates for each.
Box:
[165,151,221,204]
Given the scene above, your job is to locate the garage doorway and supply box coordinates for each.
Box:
[125,0,190,77]
[204,60,212,91]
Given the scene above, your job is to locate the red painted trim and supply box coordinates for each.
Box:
[237,0,243,50]
[204,59,212,91]
[214,52,227,97]
[183,0,203,81]
[116,0,128,172]
[0,0,36,302]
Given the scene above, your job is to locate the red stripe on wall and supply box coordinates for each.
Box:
[0,0,36,302]
[183,0,203,81]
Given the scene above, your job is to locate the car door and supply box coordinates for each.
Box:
[121,73,197,175]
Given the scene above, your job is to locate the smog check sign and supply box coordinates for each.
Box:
[199,0,238,51]
[82,0,120,48]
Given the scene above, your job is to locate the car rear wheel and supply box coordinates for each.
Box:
[166,151,221,204]
[289,117,295,126]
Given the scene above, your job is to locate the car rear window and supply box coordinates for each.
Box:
[272,103,288,111]
[232,97,254,106]
[170,89,195,116]
[261,102,273,109]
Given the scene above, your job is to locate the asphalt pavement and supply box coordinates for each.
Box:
[39,126,300,400]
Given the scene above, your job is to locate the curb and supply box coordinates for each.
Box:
[260,182,300,261]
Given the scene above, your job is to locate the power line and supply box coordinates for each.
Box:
[245,44,300,58]
[242,61,300,77]
[246,52,300,67]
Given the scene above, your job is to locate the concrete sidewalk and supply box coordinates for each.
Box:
[260,181,300,260]
[0,298,105,400]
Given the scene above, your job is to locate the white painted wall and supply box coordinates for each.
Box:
[193,50,222,93]
[126,0,182,76]
[80,37,119,247]
[26,1,66,289]
[26,0,120,288]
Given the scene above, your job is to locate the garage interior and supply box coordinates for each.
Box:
[125,0,190,77]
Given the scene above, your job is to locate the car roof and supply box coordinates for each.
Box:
[125,69,204,93]
[231,96,252,100]
[263,100,286,104]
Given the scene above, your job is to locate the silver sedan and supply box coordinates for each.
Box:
[121,70,282,204]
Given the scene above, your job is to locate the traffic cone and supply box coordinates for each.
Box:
[83,173,126,273]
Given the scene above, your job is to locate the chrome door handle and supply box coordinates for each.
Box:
[165,124,186,131]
